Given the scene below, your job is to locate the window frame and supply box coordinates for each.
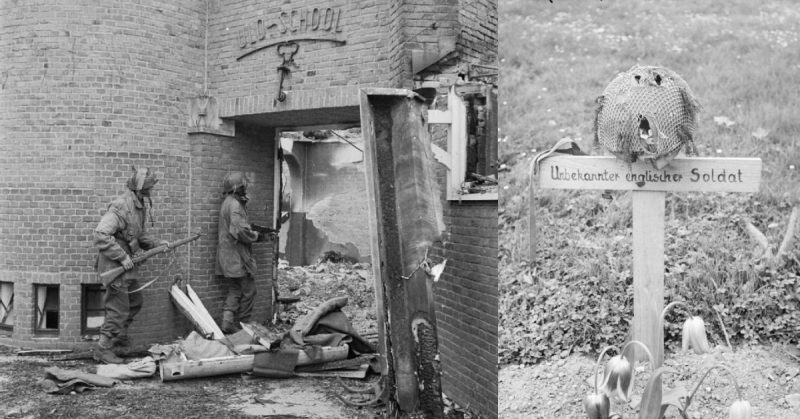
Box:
[81,284,105,335]
[429,85,498,201]
[33,284,60,336]
[0,281,13,332]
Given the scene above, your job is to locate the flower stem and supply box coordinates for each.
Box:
[712,306,733,352]
[593,345,619,393]
[686,365,744,412]
[717,365,744,400]
[620,340,655,371]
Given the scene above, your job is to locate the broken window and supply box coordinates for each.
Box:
[34,284,59,334]
[82,284,104,335]
[463,84,498,187]
[0,282,13,331]
[430,84,499,200]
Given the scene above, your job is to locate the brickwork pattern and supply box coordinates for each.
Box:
[0,1,277,348]
[0,1,207,347]
[432,201,498,418]
[457,0,498,65]
[187,126,276,325]
[209,0,394,117]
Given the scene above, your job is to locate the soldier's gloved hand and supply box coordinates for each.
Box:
[121,256,134,271]
[159,240,171,250]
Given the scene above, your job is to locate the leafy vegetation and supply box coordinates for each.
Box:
[499,0,800,365]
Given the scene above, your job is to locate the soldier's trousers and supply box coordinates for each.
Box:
[100,277,142,339]
[223,275,256,322]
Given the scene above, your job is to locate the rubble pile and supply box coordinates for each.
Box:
[275,259,378,339]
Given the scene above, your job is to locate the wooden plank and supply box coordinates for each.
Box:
[295,364,369,379]
[537,155,762,192]
[359,88,390,383]
[186,284,225,340]
[431,144,451,170]
[529,171,537,262]
[447,87,468,200]
[17,349,72,356]
[632,191,665,366]
[160,355,254,382]
[360,89,445,416]
[170,285,217,339]
[427,110,451,124]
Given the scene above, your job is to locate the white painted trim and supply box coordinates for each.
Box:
[452,192,498,201]
[431,144,451,170]
[427,110,451,124]
[446,87,467,201]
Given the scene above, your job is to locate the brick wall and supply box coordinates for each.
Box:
[433,201,498,418]
[186,125,276,324]
[208,0,395,116]
[0,1,207,347]
[425,1,498,417]
[458,0,498,65]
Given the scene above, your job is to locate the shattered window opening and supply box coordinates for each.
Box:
[0,282,13,331]
[81,284,104,335]
[34,284,59,335]
[441,83,498,200]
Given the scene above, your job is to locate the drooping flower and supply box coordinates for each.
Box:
[682,316,712,354]
[729,399,752,419]
[583,392,610,419]
[602,355,633,401]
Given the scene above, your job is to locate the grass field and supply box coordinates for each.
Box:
[498,1,800,417]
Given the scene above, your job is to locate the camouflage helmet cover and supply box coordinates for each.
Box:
[223,171,249,194]
[126,166,158,191]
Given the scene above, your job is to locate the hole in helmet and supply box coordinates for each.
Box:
[655,74,662,85]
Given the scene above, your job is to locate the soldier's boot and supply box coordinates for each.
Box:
[93,334,125,364]
[221,310,241,334]
[112,334,132,355]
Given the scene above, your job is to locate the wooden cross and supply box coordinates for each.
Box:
[530,155,762,365]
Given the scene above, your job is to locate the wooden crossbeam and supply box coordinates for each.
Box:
[532,155,762,365]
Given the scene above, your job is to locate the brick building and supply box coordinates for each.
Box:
[0,0,497,416]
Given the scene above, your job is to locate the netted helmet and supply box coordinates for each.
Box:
[594,65,701,169]
[223,171,249,194]
[126,167,158,191]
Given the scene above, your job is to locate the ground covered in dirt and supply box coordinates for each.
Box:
[1,260,472,418]
[0,261,383,419]
[500,344,800,418]
[0,345,379,419]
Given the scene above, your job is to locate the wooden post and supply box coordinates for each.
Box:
[632,190,665,365]
[360,88,446,417]
[533,155,761,366]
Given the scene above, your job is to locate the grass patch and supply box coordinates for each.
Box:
[499,0,800,364]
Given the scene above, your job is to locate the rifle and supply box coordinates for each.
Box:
[251,224,278,241]
[100,233,203,287]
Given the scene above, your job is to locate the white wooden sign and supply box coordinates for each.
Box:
[538,156,761,192]
[531,155,762,366]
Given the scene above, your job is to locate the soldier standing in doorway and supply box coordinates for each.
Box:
[93,167,170,364]
[216,172,273,333]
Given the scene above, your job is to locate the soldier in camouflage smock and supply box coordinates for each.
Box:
[93,167,169,364]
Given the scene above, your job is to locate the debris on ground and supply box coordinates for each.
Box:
[275,260,378,340]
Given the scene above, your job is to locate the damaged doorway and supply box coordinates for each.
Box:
[279,128,371,266]
[274,124,380,345]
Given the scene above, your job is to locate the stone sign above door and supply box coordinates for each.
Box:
[236,6,346,61]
